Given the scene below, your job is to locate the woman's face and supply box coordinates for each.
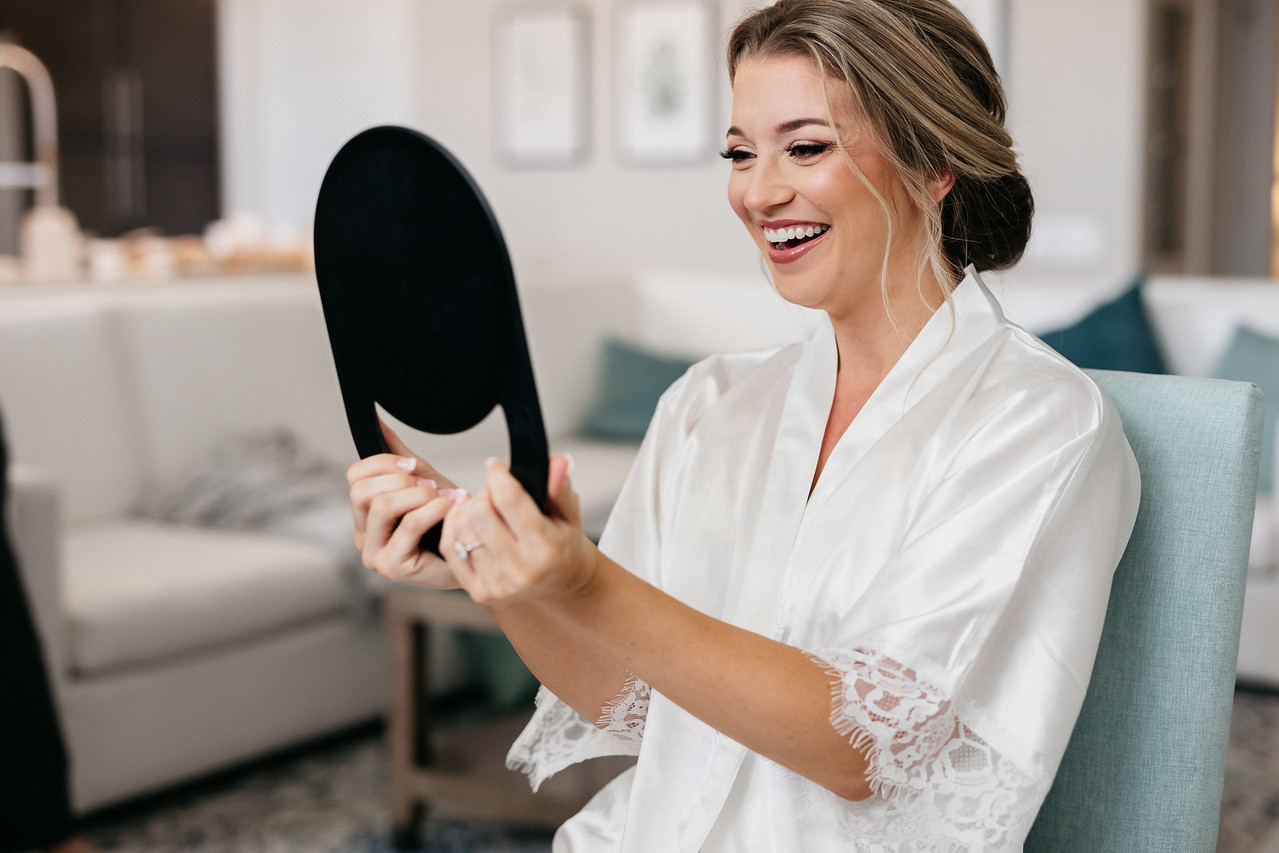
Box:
[725,54,925,321]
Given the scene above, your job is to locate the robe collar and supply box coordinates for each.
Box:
[728,268,1005,637]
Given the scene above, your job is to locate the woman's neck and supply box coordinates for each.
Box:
[809,266,953,494]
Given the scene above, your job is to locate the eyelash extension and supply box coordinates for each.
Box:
[718,142,831,162]
[785,141,833,158]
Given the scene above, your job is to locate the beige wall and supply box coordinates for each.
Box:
[218,0,1149,289]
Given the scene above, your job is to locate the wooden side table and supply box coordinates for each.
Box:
[385,587,633,848]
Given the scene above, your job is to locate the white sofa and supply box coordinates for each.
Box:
[0,272,640,813]
[4,266,1275,814]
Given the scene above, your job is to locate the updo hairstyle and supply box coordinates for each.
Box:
[727,0,1033,289]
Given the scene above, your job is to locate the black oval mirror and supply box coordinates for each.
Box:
[313,126,549,554]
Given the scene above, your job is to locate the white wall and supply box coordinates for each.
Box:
[217,0,419,242]
[218,0,1150,288]
[1005,0,1147,278]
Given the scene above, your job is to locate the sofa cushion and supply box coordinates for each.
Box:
[1039,281,1167,374]
[630,271,819,357]
[113,285,354,488]
[1214,326,1279,494]
[581,338,695,442]
[64,520,351,675]
[0,301,144,522]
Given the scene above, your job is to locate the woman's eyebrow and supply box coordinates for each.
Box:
[725,117,831,139]
[776,117,830,133]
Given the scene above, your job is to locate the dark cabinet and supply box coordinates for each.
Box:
[0,0,219,237]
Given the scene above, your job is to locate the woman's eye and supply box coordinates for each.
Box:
[719,148,755,164]
[786,142,833,160]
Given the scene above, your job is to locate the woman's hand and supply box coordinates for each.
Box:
[347,420,461,589]
[440,454,599,607]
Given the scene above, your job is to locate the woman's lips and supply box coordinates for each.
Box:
[765,227,831,264]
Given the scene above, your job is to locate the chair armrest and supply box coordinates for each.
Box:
[7,463,69,686]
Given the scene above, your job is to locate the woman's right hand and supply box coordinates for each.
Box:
[347,419,461,589]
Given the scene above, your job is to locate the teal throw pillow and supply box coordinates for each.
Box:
[1214,325,1279,494]
[1041,280,1167,374]
[581,338,696,442]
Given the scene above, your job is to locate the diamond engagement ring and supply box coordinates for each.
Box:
[454,540,484,560]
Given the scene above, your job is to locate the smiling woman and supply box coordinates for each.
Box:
[347,1,1140,850]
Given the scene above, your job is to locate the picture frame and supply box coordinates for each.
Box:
[614,0,716,165]
[493,4,591,167]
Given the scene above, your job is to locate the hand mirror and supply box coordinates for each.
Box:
[313,125,549,555]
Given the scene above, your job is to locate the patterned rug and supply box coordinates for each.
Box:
[76,688,1279,852]
[78,721,554,853]
[1221,688,1279,852]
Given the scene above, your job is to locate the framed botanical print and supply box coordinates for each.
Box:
[494,4,591,167]
[614,0,716,165]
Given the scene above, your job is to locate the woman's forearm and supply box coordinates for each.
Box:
[537,550,872,800]
[489,599,635,723]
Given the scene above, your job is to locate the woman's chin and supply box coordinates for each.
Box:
[767,266,827,311]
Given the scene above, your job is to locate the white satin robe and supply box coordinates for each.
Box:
[507,271,1141,852]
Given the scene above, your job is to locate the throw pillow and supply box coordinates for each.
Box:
[581,338,696,442]
[1040,280,1167,374]
[1214,325,1279,494]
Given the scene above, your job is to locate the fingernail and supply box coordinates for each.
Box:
[417,478,437,489]
[438,488,468,505]
[484,456,500,469]
[564,452,576,476]
[396,457,416,472]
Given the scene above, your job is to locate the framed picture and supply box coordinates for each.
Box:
[951,0,1009,80]
[615,0,716,165]
[494,4,591,167]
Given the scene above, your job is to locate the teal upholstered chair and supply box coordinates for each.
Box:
[1026,370,1265,852]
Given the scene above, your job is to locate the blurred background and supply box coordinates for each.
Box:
[2,2,1278,851]
[0,0,1274,290]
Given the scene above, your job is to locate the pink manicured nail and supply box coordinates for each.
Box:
[396,457,416,472]
[438,488,468,505]
[563,452,576,476]
[417,478,437,489]
[484,456,500,469]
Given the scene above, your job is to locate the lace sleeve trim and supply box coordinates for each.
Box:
[810,647,1051,848]
[505,676,651,792]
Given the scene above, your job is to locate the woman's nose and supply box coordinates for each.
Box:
[742,157,794,212]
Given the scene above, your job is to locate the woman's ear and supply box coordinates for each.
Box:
[930,171,956,204]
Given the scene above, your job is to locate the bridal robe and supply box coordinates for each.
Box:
[507,271,1141,852]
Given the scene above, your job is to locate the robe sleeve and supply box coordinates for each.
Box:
[507,370,702,789]
[809,376,1140,847]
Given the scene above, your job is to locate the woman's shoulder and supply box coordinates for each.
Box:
[955,322,1131,458]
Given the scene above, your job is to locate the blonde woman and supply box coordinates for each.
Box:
[348,1,1140,849]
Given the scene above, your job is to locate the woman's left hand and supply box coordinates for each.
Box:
[440,455,599,607]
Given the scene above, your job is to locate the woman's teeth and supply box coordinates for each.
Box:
[764,224,829,248]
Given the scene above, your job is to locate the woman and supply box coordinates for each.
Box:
[349,1,1140,849]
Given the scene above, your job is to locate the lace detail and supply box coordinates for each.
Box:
[505,677,650,792]
[595,672,651,741]
[810,647,1051,850]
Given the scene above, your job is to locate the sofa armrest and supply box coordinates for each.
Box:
[7,463,69,687]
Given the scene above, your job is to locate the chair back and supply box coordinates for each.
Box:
[1026,370,1264,852]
